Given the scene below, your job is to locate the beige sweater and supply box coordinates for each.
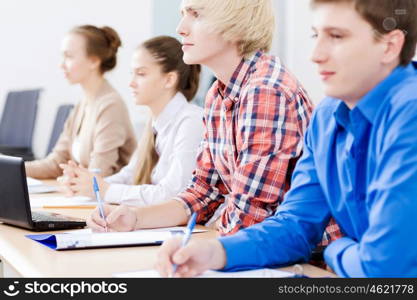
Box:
[26,80,137,179]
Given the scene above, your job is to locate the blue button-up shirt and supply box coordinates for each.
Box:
[219,62,417,277]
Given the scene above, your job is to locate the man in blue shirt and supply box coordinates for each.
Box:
[156,0,417,277]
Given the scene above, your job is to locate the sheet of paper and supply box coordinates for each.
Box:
[30,196,94,208]
[26,177,59,193]
[113,268,293,278]
[26,177,43,186]
[28,185,59,194]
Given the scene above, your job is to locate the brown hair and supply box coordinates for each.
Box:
[70,25,122,74]
[133,36,201,185]
[311,0,417,66]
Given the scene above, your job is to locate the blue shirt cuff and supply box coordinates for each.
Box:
[218,235,248,271]
[324,237,366,277]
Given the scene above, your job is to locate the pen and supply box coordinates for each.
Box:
[171,212,197,276]
[93,176,107,232]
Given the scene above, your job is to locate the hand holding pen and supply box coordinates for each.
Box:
[92,176,107,232]
[171,212,198,276]
[155,212,228,278]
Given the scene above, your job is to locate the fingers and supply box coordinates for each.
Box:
[67,160,78,167]
[171,243,200,277]
[73,167,88,177]
[60,161,84,179]
[65,173,93,197]
[172,242,198,265]
[174,265,198,278]
[156,239,204,278]
[57,177,75,196]
[78,164,88,170]
[86,208,107,232]
[60,185,75,197]
[156,237,183,277]
[57,175,71,186]
[172,240,222,278]
[67,176,82,186]
[105,205,129,224]
[58,163,68,170]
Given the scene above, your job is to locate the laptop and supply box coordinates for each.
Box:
[0,155,86,231]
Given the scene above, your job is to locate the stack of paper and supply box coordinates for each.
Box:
[27,177,43,186]
[30,196,95,208]
[27,177,59,194]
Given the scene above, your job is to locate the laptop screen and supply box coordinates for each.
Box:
[0,155,34,229]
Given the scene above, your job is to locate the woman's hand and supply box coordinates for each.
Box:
[59,161,108,198]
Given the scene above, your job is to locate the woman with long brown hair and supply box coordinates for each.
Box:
[63,36,203,206]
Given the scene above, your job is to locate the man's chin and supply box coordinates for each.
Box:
[183,54,199,65]
[323,87,342,99]
[66,79,77,85]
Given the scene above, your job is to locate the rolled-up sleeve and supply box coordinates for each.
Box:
[174,114,228,223]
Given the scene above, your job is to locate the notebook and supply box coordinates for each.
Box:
[0,155,86,231]
[26,227,207,250]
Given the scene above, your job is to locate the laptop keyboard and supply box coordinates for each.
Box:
[31,211,68,222]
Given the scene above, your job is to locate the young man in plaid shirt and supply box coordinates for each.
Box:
[87,0,341,245]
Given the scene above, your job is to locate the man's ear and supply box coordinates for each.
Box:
[164,71,179,89]
[381,29,405,64]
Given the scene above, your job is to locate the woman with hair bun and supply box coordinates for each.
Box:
[62,36,204,208]
[25,25,137,180]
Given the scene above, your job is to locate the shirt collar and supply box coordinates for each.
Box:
[334,101,351,131]
[216,51,263,102]
[356,63,416,125]
[152,92,187,134]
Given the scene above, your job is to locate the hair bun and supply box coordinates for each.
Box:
[100,26,122,52]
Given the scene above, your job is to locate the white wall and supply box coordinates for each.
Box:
[273,0,324,104]
[152,0,215,107]
[274,0,417,104]
[0,0,152,158]
[1,0,416,158]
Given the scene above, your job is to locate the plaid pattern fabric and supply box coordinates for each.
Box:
[320,218,343,246]
[175,51,314,235]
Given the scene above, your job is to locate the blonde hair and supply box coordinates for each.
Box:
[133,118,159,185]
[181,0,275,57]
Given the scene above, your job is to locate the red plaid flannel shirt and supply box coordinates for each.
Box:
[175,51,341,242]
